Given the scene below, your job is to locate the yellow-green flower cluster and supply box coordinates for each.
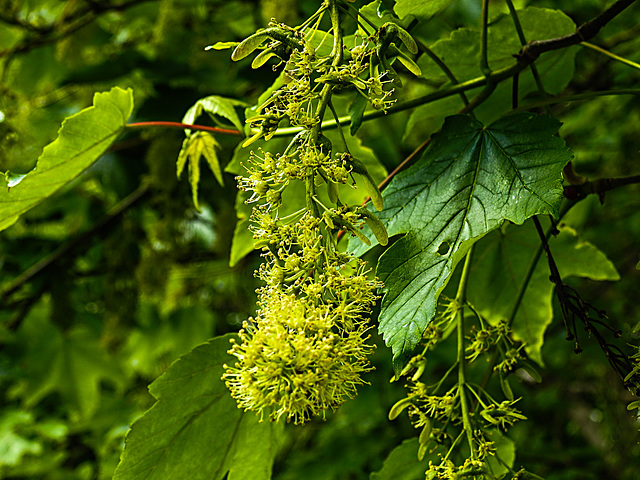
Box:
[222,5,395,424]
[223,287,375,424]
[224,199,382,423]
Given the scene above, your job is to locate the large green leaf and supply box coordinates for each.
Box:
[114,334,284,480]
[358,113,572,368]
[405,8,577,141]
[0,87,133,231]
[419,8,576,94]
[468,222,620,363]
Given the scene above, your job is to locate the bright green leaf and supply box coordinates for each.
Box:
[177,132,224,209]
[114,335,284,480]
[229,189,254,267]
[357,1,398,38]
[232,31,271,61]
[182,95,247,134]
[394,0,453,20]
[0,87,133,232]
[468,221,620,363]
[0,411,42,466]
[370,437,428,480]
[485,430,515,478]
[355,113,572,368]
[205,41,239,50]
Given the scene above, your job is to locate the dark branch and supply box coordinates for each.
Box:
[520,0,637,61]
[0,184,149,305]
[564,173,640,203]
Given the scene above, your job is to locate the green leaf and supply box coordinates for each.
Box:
[0,411,42,467]
[177,132,223,210]
[419,8,576,94]
[14,311,126,421]
[394,0,453,20]
[358,113,572,367]
[468,221,620,363]
[0,87,133,231]
[370,437,428,480]
[485,430,515,478]
[231,31,271,61]
[182,95,247,134]
[406,8,578,139]
[114,335,284,480]
[229,189,254,267]
[357,1,398,38]
[349,93,368,136]
[205,41,239,50]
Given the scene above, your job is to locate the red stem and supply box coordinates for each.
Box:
[126,121,242,135]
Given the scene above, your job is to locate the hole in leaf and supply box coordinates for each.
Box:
[437,241,451,256]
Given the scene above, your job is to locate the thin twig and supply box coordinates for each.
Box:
[1,184,150,305]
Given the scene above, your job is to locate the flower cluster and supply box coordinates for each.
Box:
[388,299,532,478]
[223,285,376,424]
[223,193,383,423]
[219,5,413,423]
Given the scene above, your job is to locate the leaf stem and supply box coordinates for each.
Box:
[580,41,640,70]
[480,0,491,77]
[456,245,477,458]
[126,121,241,135]
[505,0,547,99]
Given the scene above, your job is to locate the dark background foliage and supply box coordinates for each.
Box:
[0,0,638,479]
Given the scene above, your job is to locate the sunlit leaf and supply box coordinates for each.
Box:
[0,411,42,466]
[182,95,247,134]
[485,430,515,478]
[394,0,452,20]
[0,87,133,231]
[205,41,239,50]
[351,113,572,369]
[114,335,284,480]
[177,132,223,210]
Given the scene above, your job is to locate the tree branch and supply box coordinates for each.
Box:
[519,0,637,62]
[564,173,640,203]
[0,184,149,305]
